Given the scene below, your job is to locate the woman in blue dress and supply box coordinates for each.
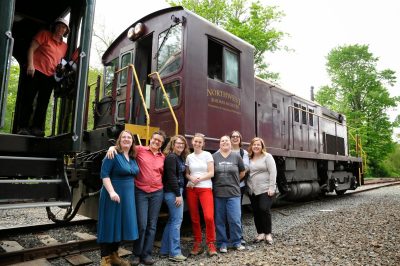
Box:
[98,130,139,266]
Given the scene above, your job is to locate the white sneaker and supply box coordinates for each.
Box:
[219,247,227,253]
[235,245,245,251]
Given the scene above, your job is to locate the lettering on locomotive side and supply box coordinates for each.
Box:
[207,88,241,114]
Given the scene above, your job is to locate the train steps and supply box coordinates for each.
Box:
[0,155,71,210]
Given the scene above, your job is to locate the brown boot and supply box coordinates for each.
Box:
[100,256,112,266]
[110,251,131,266]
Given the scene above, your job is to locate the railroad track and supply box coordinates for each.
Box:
[272,179,400,215]
[0,219,102,266]
[0,180,398,265]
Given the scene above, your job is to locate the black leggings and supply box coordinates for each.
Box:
[249,192,273,234]
[100,242,119,257]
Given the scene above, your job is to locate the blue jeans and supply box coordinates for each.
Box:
[160,189,184,256]
[134,188,163,260]
[214,196,242,248]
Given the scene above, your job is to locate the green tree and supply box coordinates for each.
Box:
[315,44,399,177]
[168,0,287,80]
[0,62,19,133]
[381,143,400,177]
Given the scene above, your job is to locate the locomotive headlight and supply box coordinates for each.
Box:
[127,22,145,41]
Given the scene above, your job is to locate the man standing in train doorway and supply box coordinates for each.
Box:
[17,17,69,137]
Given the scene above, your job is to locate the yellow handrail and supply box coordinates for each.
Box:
[113,64,152,145]
[129,64,151,145]
[148,71,179,136]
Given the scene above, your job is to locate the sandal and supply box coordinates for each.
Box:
[253,234,265,243]
[265,234,273,245]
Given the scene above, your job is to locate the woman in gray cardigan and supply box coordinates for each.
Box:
[247,137,277,244]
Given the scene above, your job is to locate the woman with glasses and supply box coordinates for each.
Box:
[229,131,250,244]
[159,135,190,262]
[247,137,277,244]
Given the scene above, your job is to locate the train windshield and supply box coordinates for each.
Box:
[157,24,182,77]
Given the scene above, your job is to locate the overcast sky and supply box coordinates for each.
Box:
[94,0,399,124]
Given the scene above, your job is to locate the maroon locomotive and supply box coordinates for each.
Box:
[90,6,363,208]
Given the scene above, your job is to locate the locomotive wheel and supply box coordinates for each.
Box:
[335,189,347,196]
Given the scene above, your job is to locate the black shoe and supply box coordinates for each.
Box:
[31,127,45,137]
[17,128,30,135]
[131,256,140,266]
[142,257,155,265]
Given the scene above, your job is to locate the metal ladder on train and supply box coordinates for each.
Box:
[0,139,71,210]
[121,66,178,144]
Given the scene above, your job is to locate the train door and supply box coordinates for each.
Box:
[300,104,309,151]
[116,45,135,124]
[271,90,283,149]
[291,102,302,150]
[132,34,153,125]
[308,107,318,153]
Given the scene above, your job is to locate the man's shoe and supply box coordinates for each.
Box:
[219,247,227,253]
[235,244,246,251]
[190,242,203,255]
[17,128,30,135]
[207,243,217,256]
[31,127,45,137]
[142,257,155,265]
[131,256,140,266]
[169,254,187,262]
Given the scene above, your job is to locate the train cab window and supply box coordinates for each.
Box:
[104,58,119,96]
[208,39,239,87]
[119,52,132,86]
[302,105,307,124]
[309,108,314,126]
[224,49,239,86]
[155,80,181,110]
[157,24,182,77]
[117,102,126,119]
[294,103,299,122]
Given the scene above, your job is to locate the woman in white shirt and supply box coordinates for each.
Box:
[185,133,217,256]
[247,137,277,244]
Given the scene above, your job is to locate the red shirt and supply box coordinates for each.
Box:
[33,30,67,76]
[135,145,165,192]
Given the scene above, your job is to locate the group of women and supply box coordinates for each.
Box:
[97,130,277,266]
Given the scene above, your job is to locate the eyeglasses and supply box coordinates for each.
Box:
[175,142,185,146]
[231,135,240,139]
[152,138,164,143]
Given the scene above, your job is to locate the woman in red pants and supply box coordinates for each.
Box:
[185,133,217,256]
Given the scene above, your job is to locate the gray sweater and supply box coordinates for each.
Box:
[248,153,277,195]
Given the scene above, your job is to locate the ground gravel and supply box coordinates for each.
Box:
[1,185,399,265]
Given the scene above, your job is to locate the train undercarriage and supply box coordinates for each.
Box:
[275,156,360,201]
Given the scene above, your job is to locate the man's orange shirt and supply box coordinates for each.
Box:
[33,30,67,76]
